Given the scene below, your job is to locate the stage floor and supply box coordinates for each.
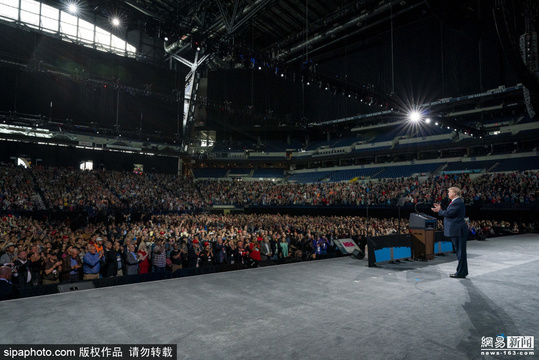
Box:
[2,234,538,360]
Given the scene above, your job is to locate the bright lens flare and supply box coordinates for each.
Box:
[409,111,421,122]
[68,4,78,14]
[112,17,120,26]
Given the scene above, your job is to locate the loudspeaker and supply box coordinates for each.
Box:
[58,281,95,293]
[352,249,364,259]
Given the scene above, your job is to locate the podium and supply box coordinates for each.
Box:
[409,213,436,260]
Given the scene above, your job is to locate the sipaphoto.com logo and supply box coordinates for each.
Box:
[481,334,535,356]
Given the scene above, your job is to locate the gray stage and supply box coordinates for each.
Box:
[2,234,538,360]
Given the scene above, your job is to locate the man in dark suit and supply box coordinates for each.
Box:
[124,244,139,276]
[0,266,19,301]
[101,241,118,277]
[432,187,468,278]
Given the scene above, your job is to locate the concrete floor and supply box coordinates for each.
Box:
[2,234,538,360]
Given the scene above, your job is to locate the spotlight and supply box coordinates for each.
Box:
[408,111,421,122]
[435,122,439,126]
[306,82,310,85]
[111,17,120,26]
[67,3,78,14]
[425,118,431,123]
[258,66,262,70]
[164,36,169,42]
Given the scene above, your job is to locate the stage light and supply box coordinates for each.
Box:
[164,36,169,42]
[67,3,78,14]
[425,118,431,123]
[435,122,439,126]
[112,17,120,26]
[306,81,310,85]
[408,111,421,122]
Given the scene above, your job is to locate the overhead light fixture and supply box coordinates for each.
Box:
[408,111,421,122]
[67,3,79,14]
[111,17,120,26]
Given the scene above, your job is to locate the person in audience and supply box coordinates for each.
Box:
[199,242,214,267]
[102,241,118,277]
[61,248,82,283]
[248,239,261,267]
[152,239,166,273]
[169,242,183,273]
[12,250,33,287]
[0,266,19,300]
[0,242,17,265]
[42,251,62,285]
[260,237,272,261]
[213,238,226,264]
[279,237,289,259]
[113,241,124,276]
[137,241,150,274]
[82,244,102,280]
[125,244,139,276]
[28,245,44,286]
[188,239,201,268]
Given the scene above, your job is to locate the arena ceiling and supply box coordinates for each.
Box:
[42,0,482,66]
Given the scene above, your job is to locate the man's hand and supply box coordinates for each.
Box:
[431,203,441,213]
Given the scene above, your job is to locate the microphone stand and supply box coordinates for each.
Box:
[414,201,423,214]
[396,196,406,234]
[366,199,370,238]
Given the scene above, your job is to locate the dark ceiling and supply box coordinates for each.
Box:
[48,0,482,66]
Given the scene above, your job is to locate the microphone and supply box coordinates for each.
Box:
[414,200,423,214]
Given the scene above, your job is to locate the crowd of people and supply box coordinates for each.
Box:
[1,164,538,214]
[0,164,535,300]
[0,166,46,211]
[0,209,529,299]
[99,170,204,212]
[32,167,117,212]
